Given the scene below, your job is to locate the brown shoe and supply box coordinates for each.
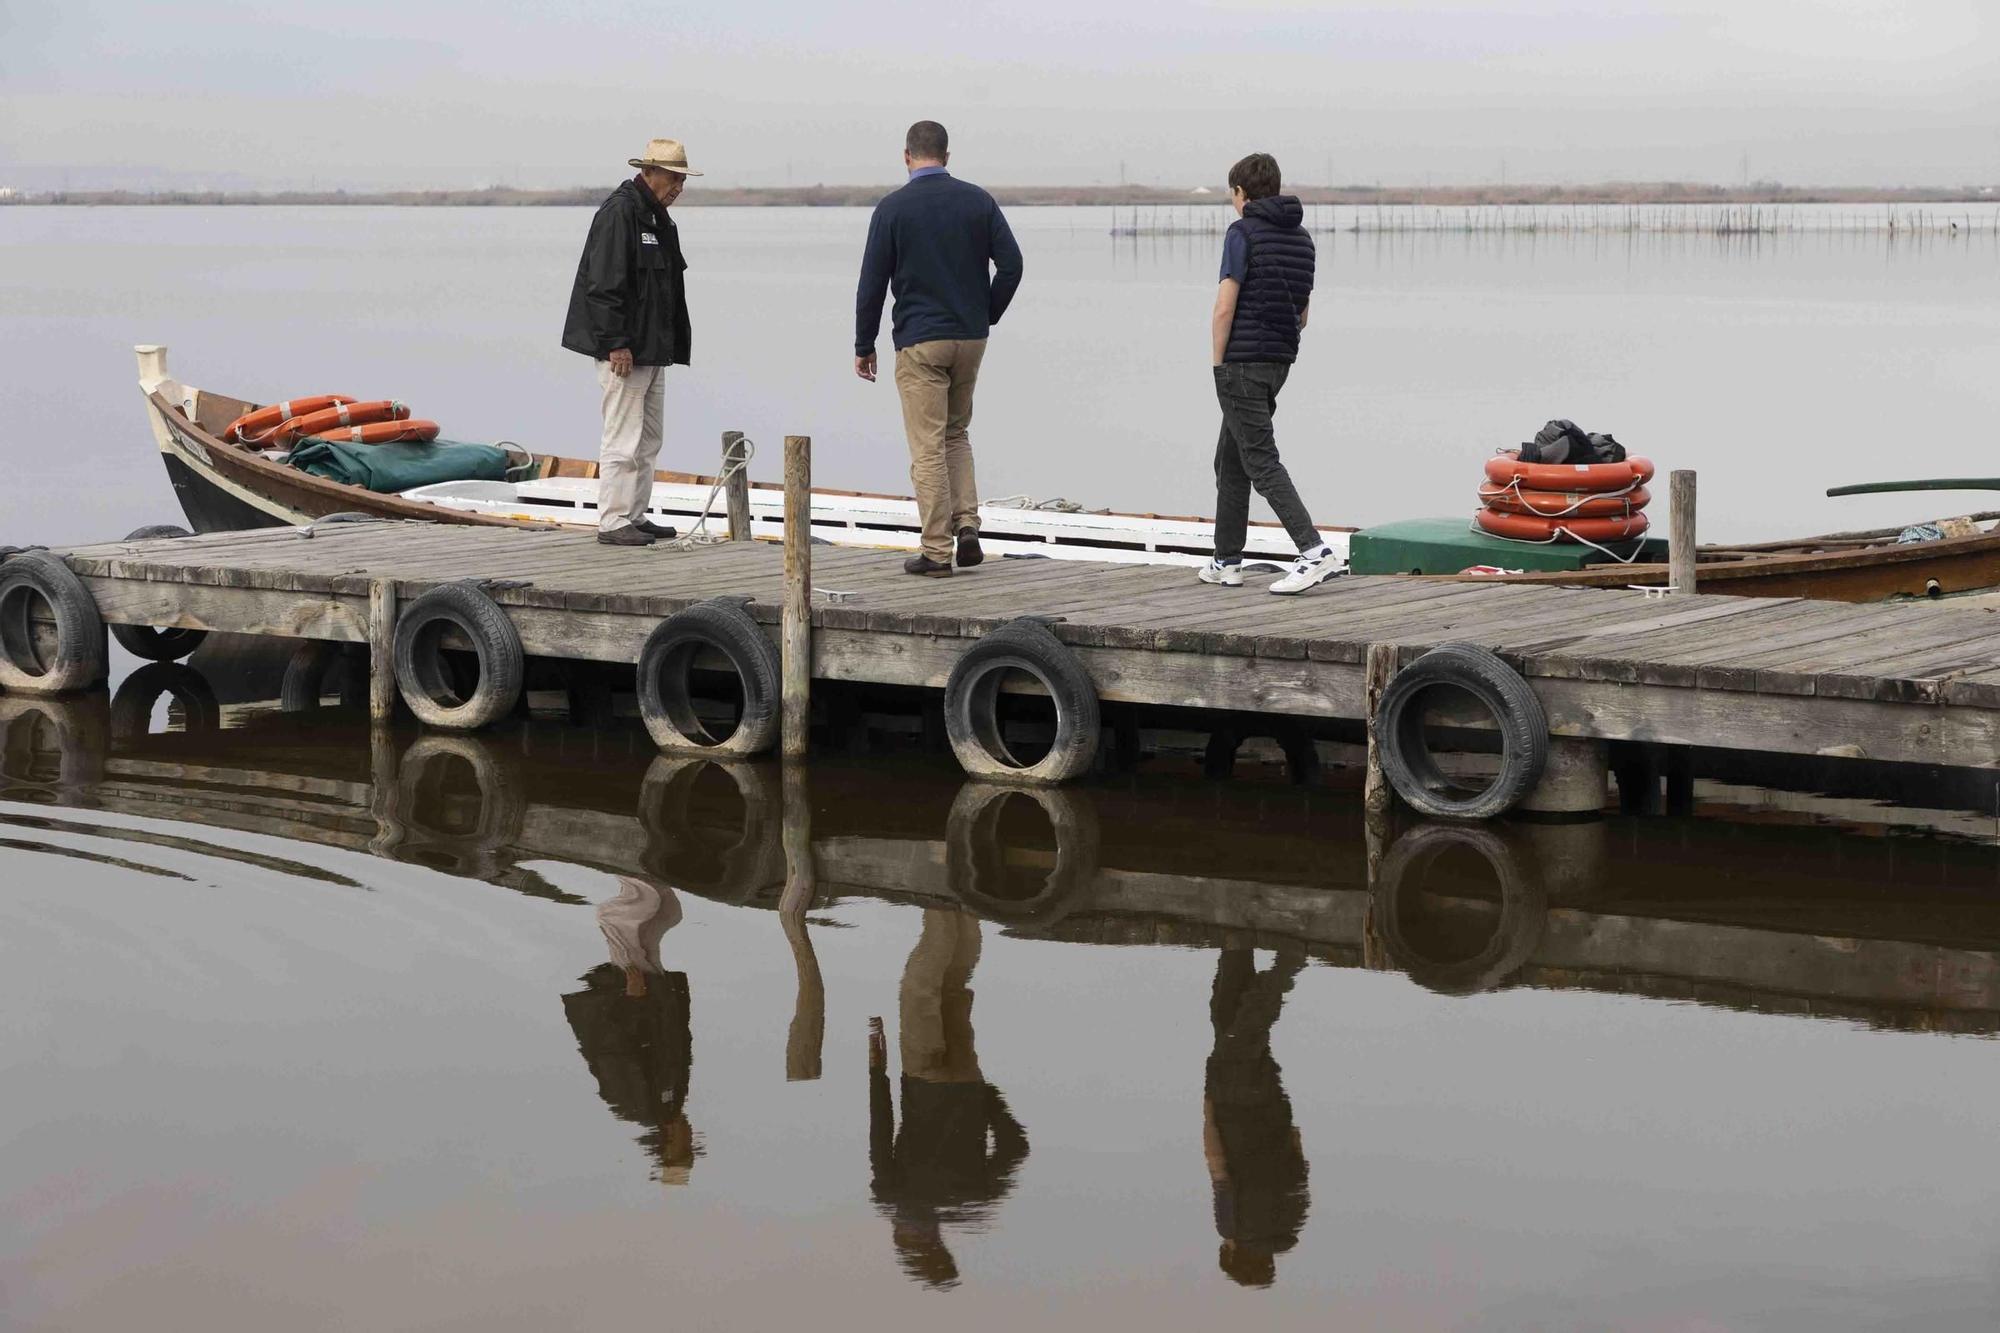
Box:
[955,526,983,568]
[903,554,953,577]
[597,526,656,547]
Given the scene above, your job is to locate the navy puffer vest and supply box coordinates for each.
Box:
[1224,196,1315,364]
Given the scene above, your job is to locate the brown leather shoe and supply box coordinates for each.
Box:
[903,554,953,577]
[955,526,983,568]
[597,526,656,547]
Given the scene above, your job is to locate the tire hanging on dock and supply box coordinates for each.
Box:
[0,550,106,696]
[943,617,1101,785]
[1375,642,1549,820]
[108,525,210,663]
[636,598,782,758]
[391,581,525,731]
[109,662,222,740]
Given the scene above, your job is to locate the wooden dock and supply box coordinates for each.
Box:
[27,520,2000,804]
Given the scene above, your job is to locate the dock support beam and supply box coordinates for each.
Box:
[1669,469,1697,595]
[1520,737,1609,814]
[782,435,812,759]
[368,578,397,723]
[723,430,752,542]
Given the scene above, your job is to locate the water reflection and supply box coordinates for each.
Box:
[561,878,698,1185]
[17,664,2000,1301]
[869,910,1027,1289]
[1205,947,1309,1288]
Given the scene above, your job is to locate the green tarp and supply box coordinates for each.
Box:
[287,438,513,493]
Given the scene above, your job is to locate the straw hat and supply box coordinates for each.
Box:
[628,138,703,176]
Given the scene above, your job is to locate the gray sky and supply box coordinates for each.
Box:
[4,0,1996,191]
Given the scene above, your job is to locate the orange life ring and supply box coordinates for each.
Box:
[223,395,356,444]
[1483,451,1655,493]
[1478,483,1651,518]
[1474,509,1650,543]
[299,420,441,446]
[276,400,412,443]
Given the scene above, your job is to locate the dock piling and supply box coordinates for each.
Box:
[368,578,397,723]
[782,436,812,758]
[1669,469,1697,595]
[723,430,752,542]
[1363,642,1398,815]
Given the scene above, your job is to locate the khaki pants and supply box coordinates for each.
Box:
[894,339,987,563]
[597,359,665,534]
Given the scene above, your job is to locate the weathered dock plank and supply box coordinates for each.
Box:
[40,524,2000,773]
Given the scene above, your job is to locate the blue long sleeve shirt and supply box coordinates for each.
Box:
[855,171,1024,356]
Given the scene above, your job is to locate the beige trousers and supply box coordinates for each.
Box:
[596,359,665,534]
[894,339,987,563]
[898,908,983,1085]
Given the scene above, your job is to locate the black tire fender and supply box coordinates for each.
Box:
[1377,642,1548,819]
[637,754,784,904]
[944,782,1101,927]
[943,618,1100,785]
[392,582,524,731]
[636,597,781,758]
[0,550,106,695]
[109,662,222,740]
[108,525,209,663]
[280,640,364,713]
[1372,822,1548,995]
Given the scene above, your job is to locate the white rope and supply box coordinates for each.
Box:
[660,435,756,551]
[982,493,1086,513]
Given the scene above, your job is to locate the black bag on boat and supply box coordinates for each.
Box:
[1518,419,1626,465]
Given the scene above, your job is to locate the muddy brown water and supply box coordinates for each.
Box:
[6,635,2000,1330]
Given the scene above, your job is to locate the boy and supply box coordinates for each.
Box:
[1198,152,1341,594]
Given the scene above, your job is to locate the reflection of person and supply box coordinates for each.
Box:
[561,138,699,547]
[561,877,698,1182]
[1203,947,1310,1287]
[868,909,1028,1288]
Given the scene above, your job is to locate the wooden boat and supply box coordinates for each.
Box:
[134,345,1343,569]
[1461,508,2000,602]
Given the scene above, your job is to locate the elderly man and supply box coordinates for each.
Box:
[855,120,1024,576]
[562,138,699,547]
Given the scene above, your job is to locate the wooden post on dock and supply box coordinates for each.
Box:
[1363,642,1398,816]
[1668,469,1697,595]
[368,578,397,723]
[723,430,752,542]
[782,436,812,758]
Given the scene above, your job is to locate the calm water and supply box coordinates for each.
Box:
[8,207,2000,1329]
[3,203,2000,547]
[6,641,2000,1329]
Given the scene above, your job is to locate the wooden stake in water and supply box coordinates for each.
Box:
[723,430,751,542]
[782,435,812,758]
[368,577,397,722]
[779,761,823,1081]
[1669,469,1698,595]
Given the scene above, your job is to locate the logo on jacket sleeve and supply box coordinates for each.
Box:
[640,232,659,245]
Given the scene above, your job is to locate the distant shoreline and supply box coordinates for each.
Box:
[4,182,1997,208]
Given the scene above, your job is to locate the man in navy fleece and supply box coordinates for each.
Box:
[855,121,1024,576]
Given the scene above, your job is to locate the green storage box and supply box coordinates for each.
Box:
[1348,517,1666,576]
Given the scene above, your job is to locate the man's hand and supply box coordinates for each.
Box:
[855,352,877,382]
[608,348,633,378]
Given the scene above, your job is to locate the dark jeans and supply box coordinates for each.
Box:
[1212,361,1318,562]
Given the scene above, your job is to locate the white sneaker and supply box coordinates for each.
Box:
[1269,545,1346,595]
[1197,559,1243,587]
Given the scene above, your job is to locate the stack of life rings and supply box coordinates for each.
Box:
[222,395,441,448]
[1475,451,1656,544]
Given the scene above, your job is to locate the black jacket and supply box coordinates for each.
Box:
[561,177,692,366]
[1224,196,1315,364]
